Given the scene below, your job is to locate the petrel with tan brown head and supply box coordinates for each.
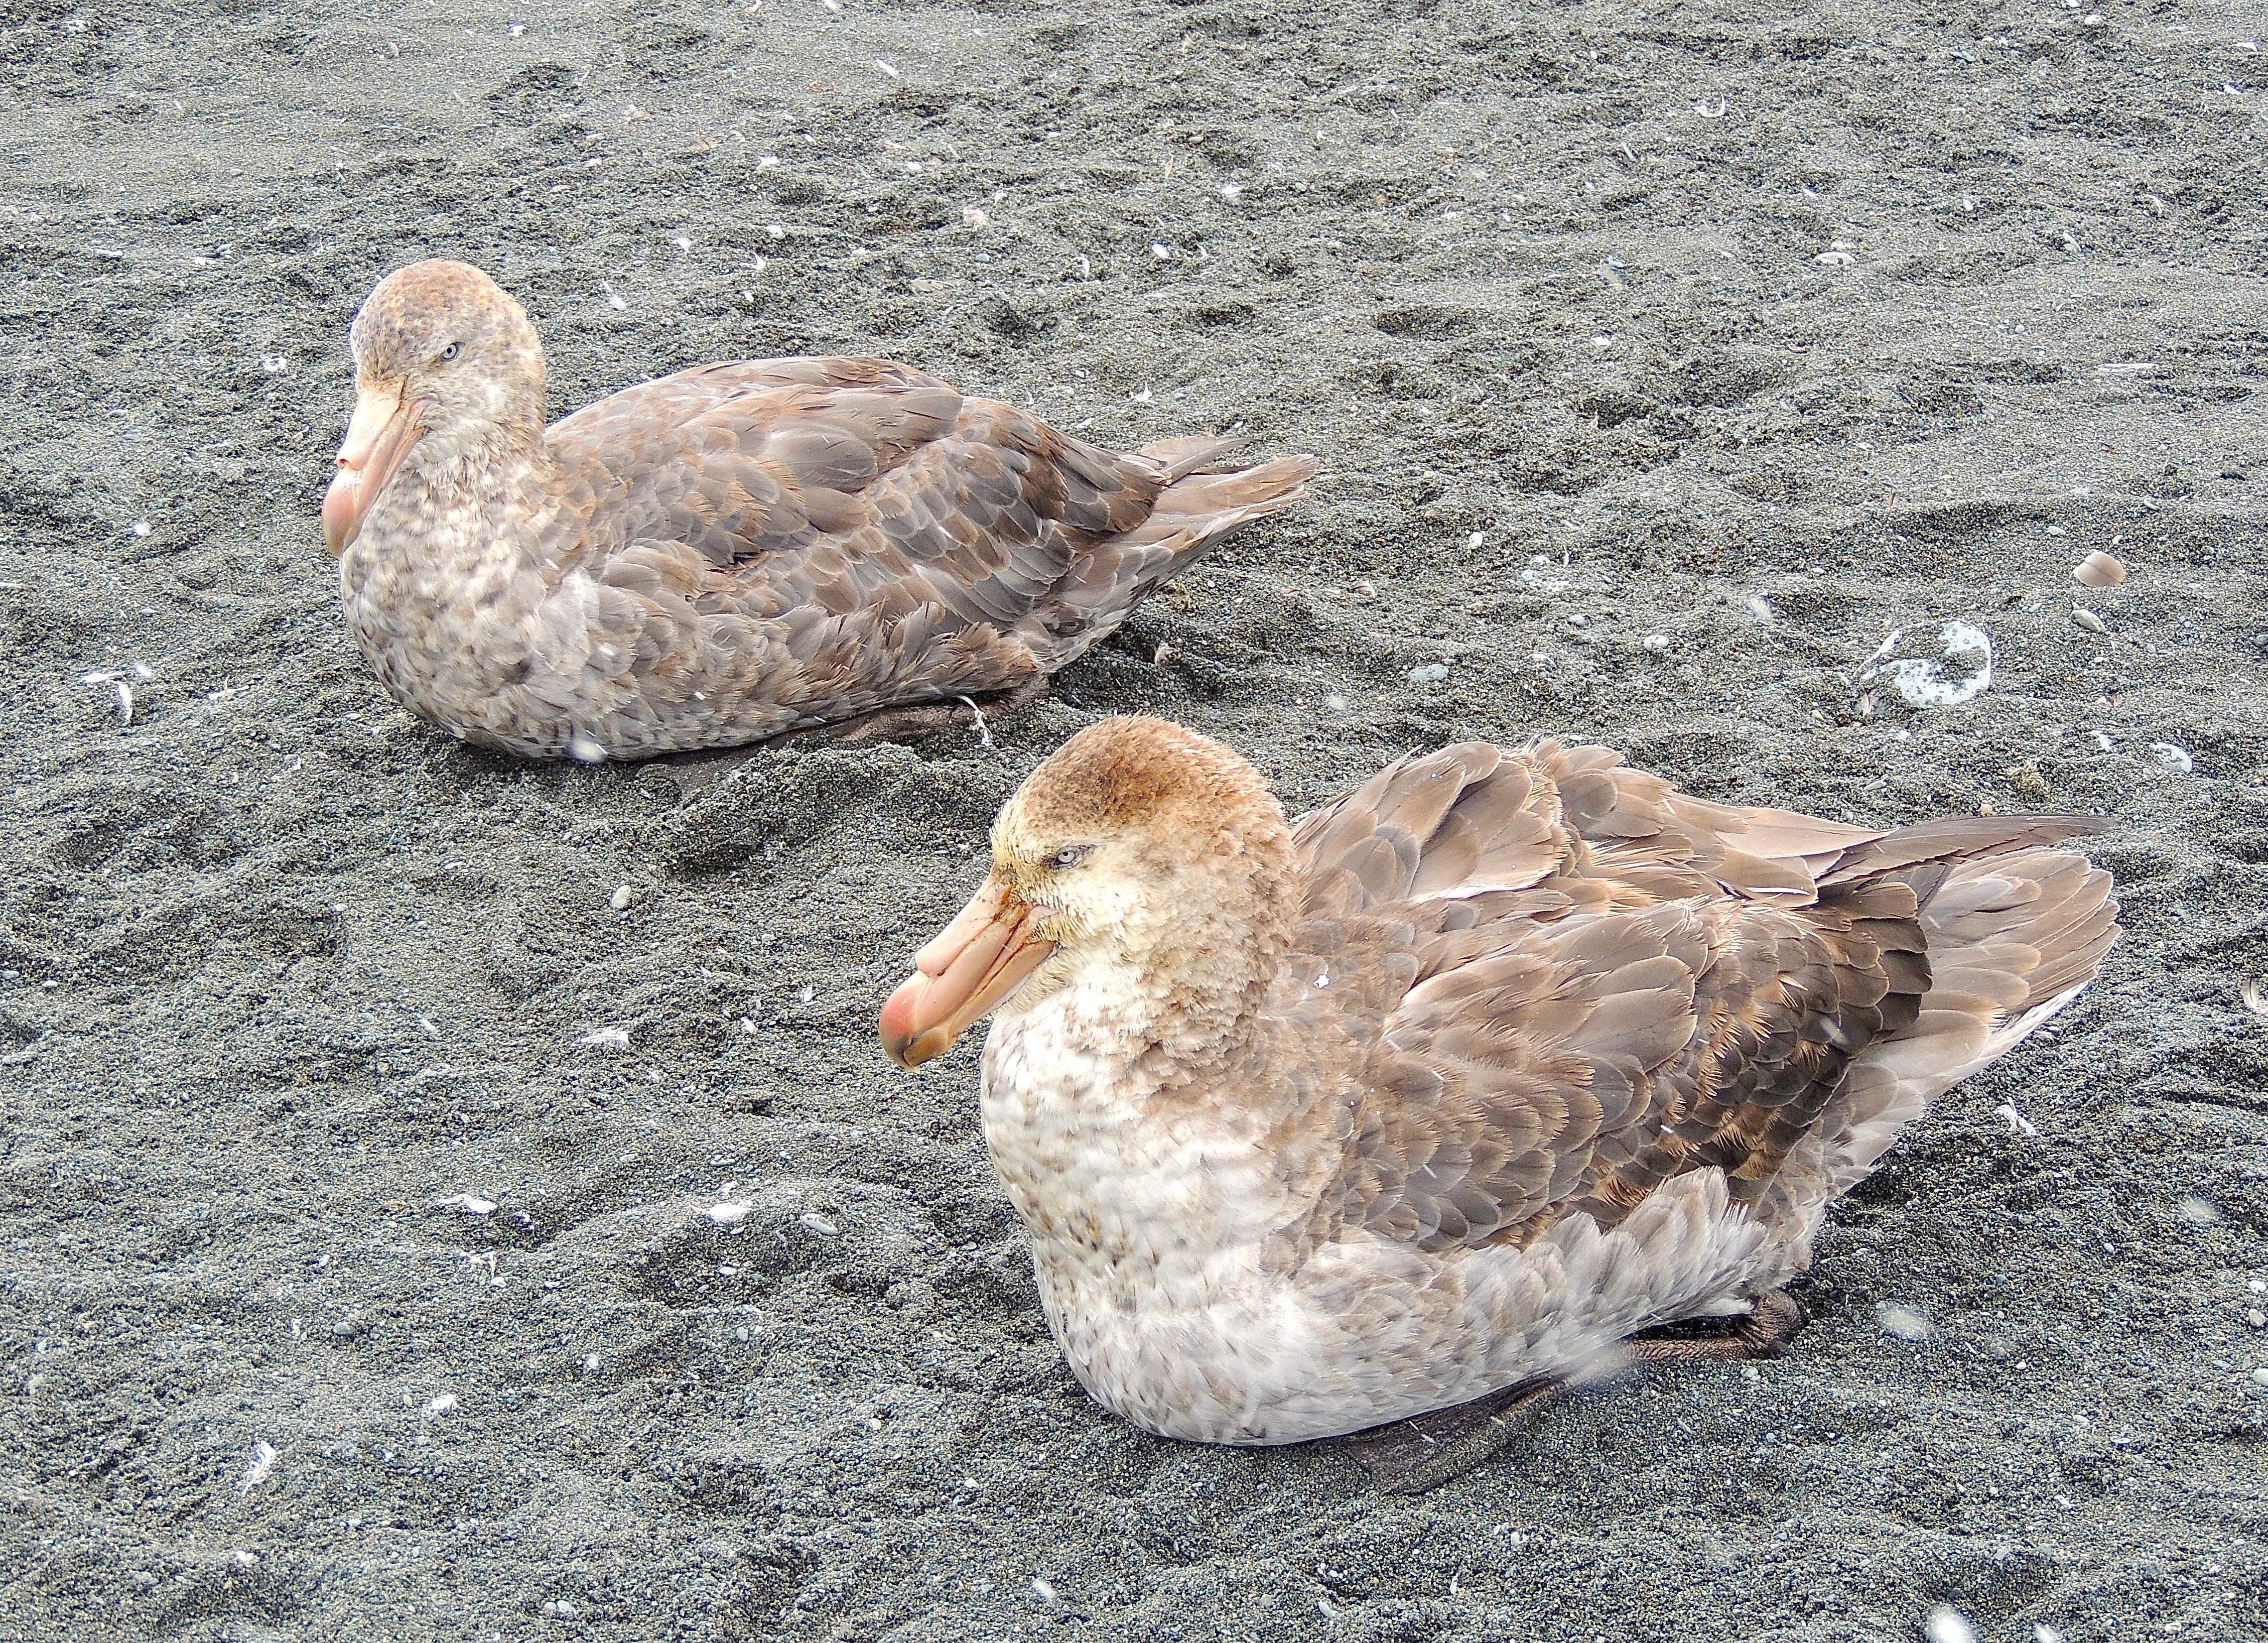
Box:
[323,260,1314,762]
[881,716,2118,1488]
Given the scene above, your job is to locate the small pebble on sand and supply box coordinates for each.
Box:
[609,884,635,911]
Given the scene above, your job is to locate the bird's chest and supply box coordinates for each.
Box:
[340,489,596,716]
[978,1005,1283,1300]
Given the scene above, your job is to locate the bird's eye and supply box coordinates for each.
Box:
[438,342,460,362]
[1048,845,1092,870]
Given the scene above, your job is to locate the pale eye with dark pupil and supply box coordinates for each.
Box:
[1049,846,1090,870]
[439,342,460,362]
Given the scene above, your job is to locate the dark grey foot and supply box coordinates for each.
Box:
[1625,1288,1806,1364]
[641,742,768,798]
[1335,1376,1562,1495]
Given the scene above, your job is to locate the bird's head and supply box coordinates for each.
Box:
[322,259,546,555]
[879,716,1291,1069]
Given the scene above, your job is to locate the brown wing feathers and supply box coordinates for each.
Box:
[1295,741,2115,1259]
[542,356,1312,730]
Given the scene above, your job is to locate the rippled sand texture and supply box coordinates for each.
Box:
[4,1,2264,1638]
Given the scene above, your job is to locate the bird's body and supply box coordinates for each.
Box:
[323,261,1313,761]
[882,718,2118,1449]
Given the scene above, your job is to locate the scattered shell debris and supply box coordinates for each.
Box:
[577,1026,631,1048]
[2073,550,2126,587]
[706,1201,753,1226]
[2072,607,2108,635]
[239,1441,280,1495]
[1859,620,1993,710]
[434,1194,497,1215]
[1877,1302,1932,1342]
[2151,741,2193,774]
[1641,633,1672,654]
[1745,594,1774,625]
[798,1211,840,1236]
[423,1393,459,1417]
[961,205,988,229]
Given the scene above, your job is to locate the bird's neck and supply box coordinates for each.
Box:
[347,429,558,595]
[983,884,1294,1185]
[1073,882,1294,1081]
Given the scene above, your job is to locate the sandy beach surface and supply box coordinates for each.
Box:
[4,0,2266,1637]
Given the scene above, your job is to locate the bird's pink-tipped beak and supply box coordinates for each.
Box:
[879,875,1056,1069]
[321,382,428,555]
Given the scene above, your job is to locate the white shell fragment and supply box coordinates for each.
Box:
[1877,1302,1932,1341]
[2072,607,2108,635]
[2073,550,2126,587]
[608,884,635,912]
[2151,741,2194,774]
[577,1026,631,1048]
[1926,1609,1978,1643]
[1860,621,1994,710]
[705,1202,753,1226]
[435,1194,497,1215]
[423,1393,459,1416]
[2241,974,2268,1022]
[239,1441,280,1495]
[1995,1101,2040,1138]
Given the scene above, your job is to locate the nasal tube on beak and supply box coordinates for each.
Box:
[878,877,1056,1068]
